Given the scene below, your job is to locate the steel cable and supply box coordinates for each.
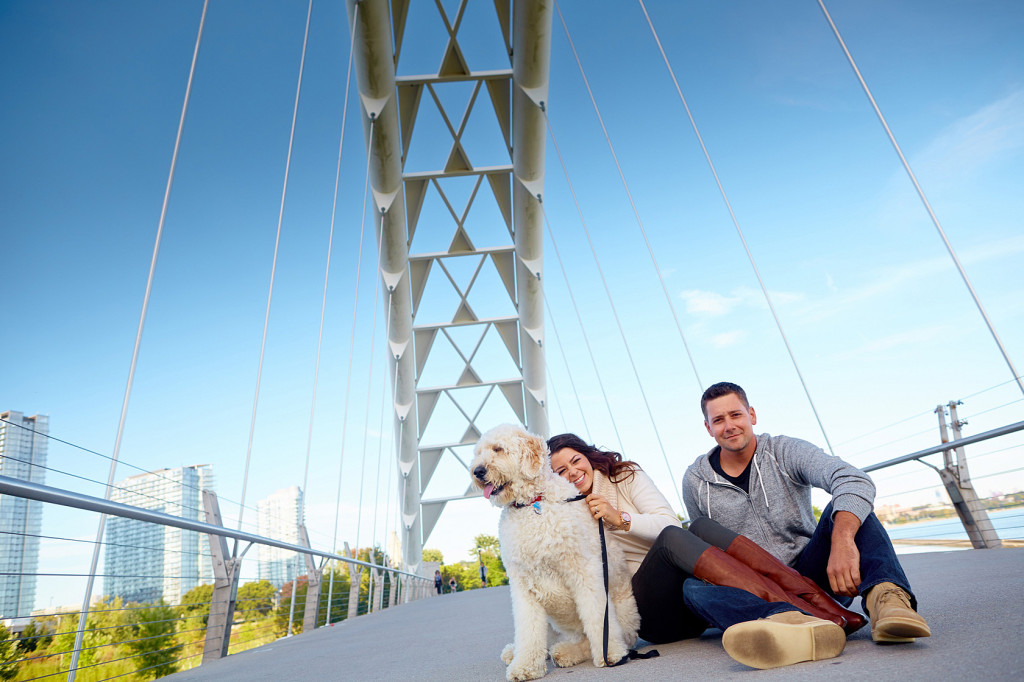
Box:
[817,0,1024,400]
[634,0,835,455]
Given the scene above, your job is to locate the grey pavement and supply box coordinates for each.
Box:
[167,548,1024,681]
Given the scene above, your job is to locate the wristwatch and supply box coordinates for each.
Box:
[618,511,631,531]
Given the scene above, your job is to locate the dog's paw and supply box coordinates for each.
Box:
[550,639,589,668]
[603,640,630,667]
[589,639,629,668]
[501,644,515,665]
[506,658,546,682]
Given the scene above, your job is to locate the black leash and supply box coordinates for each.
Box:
[568,494,659,667]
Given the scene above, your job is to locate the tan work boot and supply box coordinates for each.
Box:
[865,582,931,643]
[721,611,846,670]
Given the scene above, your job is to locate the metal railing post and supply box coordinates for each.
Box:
[371,568,383,612]
[299,525,322,631]
[934,403,1002,549]
[345,543,361,619]
[202,491,241,661]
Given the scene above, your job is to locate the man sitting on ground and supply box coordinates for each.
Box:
[682,381,930,669]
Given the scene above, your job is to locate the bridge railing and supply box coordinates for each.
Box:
[0,476,434,681]
[862,417,1024,549]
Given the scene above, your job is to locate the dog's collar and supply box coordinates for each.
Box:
[511,495,544,509]
[512,493,587,514]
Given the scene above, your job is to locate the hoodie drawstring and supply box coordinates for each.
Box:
[753,456,770,510]
[704,479,711,519]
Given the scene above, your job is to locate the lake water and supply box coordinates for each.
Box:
[883,506,1023,554]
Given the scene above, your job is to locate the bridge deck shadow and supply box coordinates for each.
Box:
[167,548,1024,681]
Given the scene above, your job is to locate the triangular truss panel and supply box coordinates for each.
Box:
[407,183,459,254]
[350,0,551,561]
[462,176,515,248]
[458,0,513,70]
[434,174,480,222]
[477,382,526,427]
[465,255,518,319]
[468,323,523,382]
[393,1,451,78]
[418,392,470,447]
[415,331,463,387]
[410,262,464,327]
[402,90,457,174]
[460,83,513,167]
[444,322,488,359]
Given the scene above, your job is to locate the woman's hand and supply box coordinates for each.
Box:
[585,493,623,528]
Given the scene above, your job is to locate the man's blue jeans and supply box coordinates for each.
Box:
[794,502,917,612]
[683,580,798,631]
[684,503,917,630]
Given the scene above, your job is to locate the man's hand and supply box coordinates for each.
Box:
[827,510,862,597]
[585,493,623,528]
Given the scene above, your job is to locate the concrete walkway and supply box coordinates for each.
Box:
[167,548,1024,681]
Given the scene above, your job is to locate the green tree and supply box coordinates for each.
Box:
[178,583,214,624]
[422,548,444,563]
[277,575,310,635]
[15,620,50,654]
[318,566,352,625]
[125,602,179,679]
[0,623,17,681]
[237,580,276,619]
[473,534,507,587]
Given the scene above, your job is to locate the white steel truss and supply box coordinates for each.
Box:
[347,0,551,571]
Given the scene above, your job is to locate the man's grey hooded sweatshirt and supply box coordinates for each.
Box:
[683,433,876,567]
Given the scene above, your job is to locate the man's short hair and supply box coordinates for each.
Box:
[701,382,749,419]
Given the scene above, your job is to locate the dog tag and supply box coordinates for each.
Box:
[532,501,542,514]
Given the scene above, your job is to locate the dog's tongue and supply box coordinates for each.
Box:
[483,483,494,499]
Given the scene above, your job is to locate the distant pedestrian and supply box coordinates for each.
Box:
[449,576,457,593]
[479,560,488,587]
[434,569,442,595]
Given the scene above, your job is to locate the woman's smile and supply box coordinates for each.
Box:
[551,447,594,495]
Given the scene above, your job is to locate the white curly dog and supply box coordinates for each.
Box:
[471,424,640,682]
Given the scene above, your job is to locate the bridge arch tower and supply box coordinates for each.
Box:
[347,0,552,572]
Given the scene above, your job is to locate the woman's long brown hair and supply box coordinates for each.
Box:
[546,433,639,484]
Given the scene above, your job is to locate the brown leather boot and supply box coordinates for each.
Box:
[725,534,867,634]
[722,611,846,669]
[692,546,848,630]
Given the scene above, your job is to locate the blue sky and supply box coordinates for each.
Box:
[1,0,1022,611]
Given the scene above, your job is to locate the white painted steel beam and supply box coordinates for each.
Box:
[513,0,552,437]
[346,0,422,573]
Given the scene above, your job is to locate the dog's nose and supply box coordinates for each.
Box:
[473,465,487,481]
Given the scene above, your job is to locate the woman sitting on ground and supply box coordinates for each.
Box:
[547,433,862,660]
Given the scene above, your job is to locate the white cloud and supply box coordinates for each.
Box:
[679,289,739,315]
[679,286,803,317]
[879,89,1024,227]
[833,325,951,360]
[799,233,1024,322]
[917,89,1024,181]
[710,331,747,348]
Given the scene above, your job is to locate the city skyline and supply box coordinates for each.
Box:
[105,464,214,606]
[0,411,48,618]
[257,486,305,588]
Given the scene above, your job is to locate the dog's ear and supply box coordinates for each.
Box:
[522,430,548,478]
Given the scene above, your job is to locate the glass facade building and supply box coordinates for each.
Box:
[256,486,304,588]
[0,411,48,618]
[104,465,214,605]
